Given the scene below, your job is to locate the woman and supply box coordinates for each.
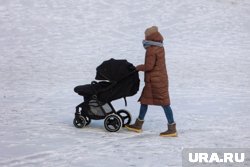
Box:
[125,26,177,137]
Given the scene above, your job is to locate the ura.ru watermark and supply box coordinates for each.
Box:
[189,152,244,163]
[182,148,250,167]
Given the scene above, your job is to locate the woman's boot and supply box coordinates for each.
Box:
[160,123,177,137]
[125,118,144,133]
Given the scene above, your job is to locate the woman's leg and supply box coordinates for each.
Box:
[160,105,177,137]
[162,105,174,124]
[138,104,148,120]
[125,104,147,132]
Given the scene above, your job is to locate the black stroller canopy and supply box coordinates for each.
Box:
[75,58,140,104]
[95,58,136,81]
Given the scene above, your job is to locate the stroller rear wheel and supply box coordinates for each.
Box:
[117,109,132,127]
[73,116,86,128]
[104,114,122,132]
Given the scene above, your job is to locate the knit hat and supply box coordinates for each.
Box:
[144,26,158,37]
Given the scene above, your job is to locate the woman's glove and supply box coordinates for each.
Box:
[136,65,144,71]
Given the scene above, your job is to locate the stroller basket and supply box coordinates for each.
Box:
[88,99,113,117]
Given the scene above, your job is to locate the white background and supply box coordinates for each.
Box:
[0,0,250,166]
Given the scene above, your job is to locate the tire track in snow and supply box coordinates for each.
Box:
[0,151,56,167]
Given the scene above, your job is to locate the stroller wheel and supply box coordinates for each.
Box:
[73,116,86,128]
[85,116,91,126]
[104,114,122,132]
[117,109,132,127]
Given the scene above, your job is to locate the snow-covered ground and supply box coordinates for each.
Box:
[1,0,250,166]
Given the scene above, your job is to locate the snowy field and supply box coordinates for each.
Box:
[1,0,250,166]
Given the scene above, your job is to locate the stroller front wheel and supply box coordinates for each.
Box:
[104,114,122,132]
[85,116,91,126]
[73,116,86,128]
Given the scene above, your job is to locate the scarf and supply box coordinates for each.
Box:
[142,40,163,49]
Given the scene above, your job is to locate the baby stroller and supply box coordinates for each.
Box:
[73,59,140,132]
